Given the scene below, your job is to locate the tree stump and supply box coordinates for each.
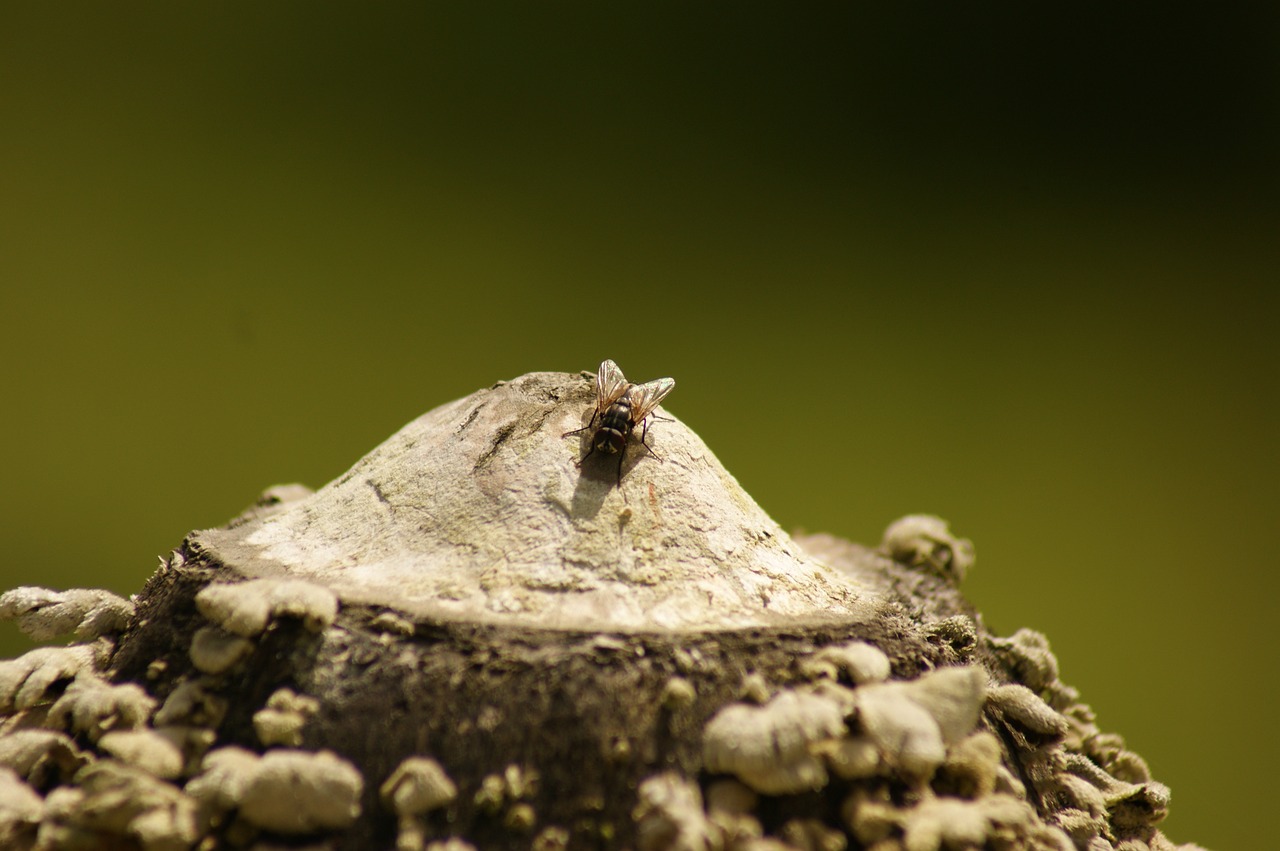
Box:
[0,370,1205,851]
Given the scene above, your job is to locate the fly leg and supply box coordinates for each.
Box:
[638,417,664,461]
[562,409,599,439]
[564,410,600,469]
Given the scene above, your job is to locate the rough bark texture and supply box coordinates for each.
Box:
[0,369,1206,851]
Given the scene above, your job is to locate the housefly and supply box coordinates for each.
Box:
[565,359,675,484]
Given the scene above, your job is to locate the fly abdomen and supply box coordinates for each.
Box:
[594,400,633,454]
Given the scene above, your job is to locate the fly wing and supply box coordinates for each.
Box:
[629,376,675,423]
[596,359,630,409]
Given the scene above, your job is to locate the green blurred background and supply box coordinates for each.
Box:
[2,4,1275,846]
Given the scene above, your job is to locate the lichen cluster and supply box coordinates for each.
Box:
[0,563,443,850]
[636,629,1200,851]
[0,554,1204,851]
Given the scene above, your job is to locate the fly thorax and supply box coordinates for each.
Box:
[600,401,632,431]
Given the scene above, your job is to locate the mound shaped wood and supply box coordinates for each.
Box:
[0,370,1202,851]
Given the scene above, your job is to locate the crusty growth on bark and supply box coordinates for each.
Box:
[0,369,1205,851]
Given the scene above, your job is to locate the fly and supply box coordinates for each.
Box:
[564,359,675,484]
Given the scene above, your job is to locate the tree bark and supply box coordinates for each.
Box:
[0,370,1204,851]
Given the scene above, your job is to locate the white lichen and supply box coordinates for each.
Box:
[986,684,1070,740]
[97,729,185,780]
[843,787,1061,851]
[473,763,540,823]
[633,772,717,851]
[0,729,90,786]
[852,692,944,781]
[474,773,507,813]
[0,644,103,712]
[850,666,986,781]
[183,746,260,814]
[381,757,458,851]
[1059,753,1171,833]
[188,626,254,675]
[661,677,697,709]
[925,616,978,662]
[504,801,536,832]
[186,747,365,835]
[504,763,539,800]
[195,578,338,638]
[938,730,1003,798]
[704,778,764,848]
[532,825,571,851]
[35,786,85,849]
[840,786,897,846]
[0,766,43,848]
[47,675,156,742]
[780,817,848,851]
[738,673,772,705]
[247,749,363,833]
[264,579,340,632]
[1085,733,1153,785]
[704,778,757,816]
[898,665,987,744]
[703,688,846,794]
[152,725,216,779]
[0,586,135,642]
[989,628,1060,692]
[901,795,1028,851]
[194,583,271,638]
[371,611,416,637]
[252,687,320,748]
[816,736,881,780]
[39,760,202,851]
[881,514,975,582]
[381,756,458,815]
[799,641,891,685]
[425,839,478,851]
[153,678,228,729]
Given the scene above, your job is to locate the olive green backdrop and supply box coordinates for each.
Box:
[2,5,1275,847]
